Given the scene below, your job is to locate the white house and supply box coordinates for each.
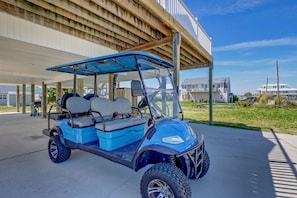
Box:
[181,77,232,103]
[257,83,297,100]
[0,85,41,106]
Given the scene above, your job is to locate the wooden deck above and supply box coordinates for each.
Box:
[0,0,212,70]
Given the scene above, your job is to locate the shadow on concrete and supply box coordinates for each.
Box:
[190,124,277,198]
[268,129,297,197]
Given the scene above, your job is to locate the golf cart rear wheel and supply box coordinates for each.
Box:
[140,162,191,198]
[48,135,71,163]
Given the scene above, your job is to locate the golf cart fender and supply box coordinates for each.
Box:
[133,144,179,172]
[48,126,66,145]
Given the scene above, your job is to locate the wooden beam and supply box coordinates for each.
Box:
[123,36,172,52]
[172,32,181,93]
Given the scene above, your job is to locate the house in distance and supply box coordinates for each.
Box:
[181,77,232,103]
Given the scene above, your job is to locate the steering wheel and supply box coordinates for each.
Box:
[138,97,148,109]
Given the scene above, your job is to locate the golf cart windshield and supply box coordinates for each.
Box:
[138,59,183,120]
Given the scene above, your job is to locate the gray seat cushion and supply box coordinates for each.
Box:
[95,117,146,131]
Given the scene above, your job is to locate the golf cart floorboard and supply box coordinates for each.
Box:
[69,139,141,169]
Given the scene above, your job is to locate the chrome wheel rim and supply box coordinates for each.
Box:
[148,179,174,198]
[49,141,58,159]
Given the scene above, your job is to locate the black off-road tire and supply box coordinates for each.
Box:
[48,135,71,163]
[198,151,210,179]
[140,162,191,198]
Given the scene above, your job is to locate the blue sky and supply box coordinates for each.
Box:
[181,0,297,95]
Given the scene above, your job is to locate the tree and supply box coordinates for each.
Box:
[48,88,56,103]
[244,92,252,97]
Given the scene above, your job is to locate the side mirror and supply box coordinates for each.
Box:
[131,80,144,97]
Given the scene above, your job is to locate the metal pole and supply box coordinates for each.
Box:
[209,62,213,125]
[276,60,280,107]
[266,77,268,94]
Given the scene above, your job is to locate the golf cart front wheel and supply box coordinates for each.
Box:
[48,135,71,163]
[140,162,191,198]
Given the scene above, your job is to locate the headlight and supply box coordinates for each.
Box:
[162,135,184,144]
[189,126,195,136]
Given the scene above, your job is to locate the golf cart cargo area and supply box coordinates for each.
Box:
[44,51,209,198]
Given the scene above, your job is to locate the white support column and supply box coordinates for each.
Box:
[22,84,26,114]
[30,84,35,116]
[42,82,47,118]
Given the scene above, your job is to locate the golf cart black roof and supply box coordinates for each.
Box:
[46,51,175,76]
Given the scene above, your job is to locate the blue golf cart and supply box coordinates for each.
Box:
[43,51,209,198]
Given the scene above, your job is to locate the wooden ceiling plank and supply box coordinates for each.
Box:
[5,0,130,49]
[0,0,121,50]
[91,0,165,40]
[70,0,151,43]
[111,0,171,36]
[43,0,144,44]
[26,0,137,46]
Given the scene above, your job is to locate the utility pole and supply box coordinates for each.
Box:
[266,77,268,94]
[276,60,280,107]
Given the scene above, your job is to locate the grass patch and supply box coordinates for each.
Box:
[1,102,297,135]
[182,102,297,135]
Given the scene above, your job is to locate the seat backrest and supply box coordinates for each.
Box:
[66,97,90,114]
[131,80,143,97]
[114,98,131,115]
[60,93,80,109]
[91,97,114,117]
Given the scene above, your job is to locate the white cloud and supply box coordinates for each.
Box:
[213,37,297,52]
[197,0,264,15]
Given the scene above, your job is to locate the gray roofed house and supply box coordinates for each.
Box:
[0,85,41,106]
[181,77,232,103]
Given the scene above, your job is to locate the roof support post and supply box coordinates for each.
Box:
[94,74,98,96]
[22,84,26,114]
[173,32,181,93]
[16,85,20,112]
[30,84,35,116]
[208,62,213,125]
[42,82,47,118]
[31,84,35,103]
[108,73,115,101]
[56,82,62,113]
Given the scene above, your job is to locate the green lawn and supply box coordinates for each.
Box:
[181,102,297,135]
[1,103,297,135]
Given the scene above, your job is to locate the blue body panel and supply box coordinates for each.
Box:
[57,120,98,144]
[138,119,197,153]
[97,124,145,151]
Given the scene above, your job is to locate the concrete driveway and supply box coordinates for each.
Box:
[0,113,296,198]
